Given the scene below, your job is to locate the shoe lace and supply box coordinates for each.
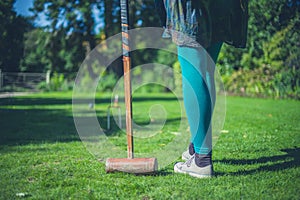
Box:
[184,155,194,167]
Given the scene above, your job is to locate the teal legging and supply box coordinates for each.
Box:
[178,43,222,155]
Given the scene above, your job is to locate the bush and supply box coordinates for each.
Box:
[223,64,300,99]
[97,72,118,92]
[49,72,65,91]
[37,72,74,92]
[221,14,299,99]
[36,81,50,92]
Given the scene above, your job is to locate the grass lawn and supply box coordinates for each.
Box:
[0,92,299,199]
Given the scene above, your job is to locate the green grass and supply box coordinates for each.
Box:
[0,92,299,199]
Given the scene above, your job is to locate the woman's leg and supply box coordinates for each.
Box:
[178,46,211,155]
[177,43,222,157]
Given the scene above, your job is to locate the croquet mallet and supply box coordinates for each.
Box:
[105,0,158,174]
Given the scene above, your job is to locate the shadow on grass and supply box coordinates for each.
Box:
[215,147,300,176]
[0,108,80,146]
[0,107,118,146]
[0,95,180,146]
[0,96,179,106]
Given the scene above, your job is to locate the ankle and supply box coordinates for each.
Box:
[189,143,195,155]
[194,153,212,167]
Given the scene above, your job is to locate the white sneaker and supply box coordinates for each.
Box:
[182,149,193,161]
[174,155,213,178]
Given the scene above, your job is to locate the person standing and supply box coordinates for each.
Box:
[155,0,248,178]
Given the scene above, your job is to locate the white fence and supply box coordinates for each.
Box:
[0,70,50,91]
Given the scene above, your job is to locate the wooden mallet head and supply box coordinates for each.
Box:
[106,157,158,174]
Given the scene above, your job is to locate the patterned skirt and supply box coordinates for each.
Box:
[159,0,248,48]
[162,0,211,47]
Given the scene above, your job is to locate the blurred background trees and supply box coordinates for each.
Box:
[0,0,299,98]
[0,0,31,72]
[219,0,300,98]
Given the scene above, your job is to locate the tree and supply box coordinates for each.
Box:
[0,0,30,72]
[219,0,300,98]
[218,0,299,71]
[27,0,102,74]
[103,0,120,38]
[100,0,163,77]
[20,28,51,72]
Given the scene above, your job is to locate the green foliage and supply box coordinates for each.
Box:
[97,72,118,92]
[223,66,299,99]
[223,65,277,98]
[3,0,298,99]
[223,15,300,99]
[20,29,52,72]
[38,72,73,92]
[22,0,101,74]
[274,65,300,99]
[50,72,65,91]
[219,0,300,99]
[0,0,30,72]
[173,60,182,94]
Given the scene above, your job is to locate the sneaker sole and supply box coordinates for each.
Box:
[174,165,212,179]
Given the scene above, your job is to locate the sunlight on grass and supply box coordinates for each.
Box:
[0,92,299,199]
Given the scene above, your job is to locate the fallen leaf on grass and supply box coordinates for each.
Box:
[16,192,30,198]
[220,130,229,133]
[170,132,181,136]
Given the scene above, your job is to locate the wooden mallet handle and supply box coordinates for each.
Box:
[121,0,134,159]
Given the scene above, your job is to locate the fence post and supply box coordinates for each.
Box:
[46,70,51,85]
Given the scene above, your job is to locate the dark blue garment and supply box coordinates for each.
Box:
[155,0,248,48]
